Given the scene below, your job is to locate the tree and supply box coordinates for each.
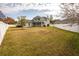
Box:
[49,15,53,23]
[60,3,79,25]
[47,15,53,24]
[17,16,27,28]
[47,15,52,20]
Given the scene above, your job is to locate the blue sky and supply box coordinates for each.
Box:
[0,3,61,20]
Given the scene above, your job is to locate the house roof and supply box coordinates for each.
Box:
[32,16,48,22]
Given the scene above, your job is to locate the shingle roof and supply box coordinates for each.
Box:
[32,16,48,22]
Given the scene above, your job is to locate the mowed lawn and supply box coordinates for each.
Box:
[0,27,79,56]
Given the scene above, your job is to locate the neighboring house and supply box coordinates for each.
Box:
[31,16,50,27]
[54,19,73,24]
[54,20,63,24]
[23,16,50,27]
[0,11,15,24]
[4,17,16,24]
[25,20,32,27]
[54,18,79,24]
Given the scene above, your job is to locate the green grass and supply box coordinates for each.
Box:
[0,27,79,56]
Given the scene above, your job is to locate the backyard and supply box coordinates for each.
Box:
[0,27,79,56]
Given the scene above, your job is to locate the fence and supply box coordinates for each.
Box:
[53,24,79,33]
[0,22,8,45]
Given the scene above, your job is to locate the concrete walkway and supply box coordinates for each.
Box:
[0,22,8,45]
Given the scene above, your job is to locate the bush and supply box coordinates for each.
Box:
[47,24,49,27]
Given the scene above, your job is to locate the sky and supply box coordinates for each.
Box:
[0,3,61,20]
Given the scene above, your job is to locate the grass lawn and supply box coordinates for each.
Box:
[0,27,79,56]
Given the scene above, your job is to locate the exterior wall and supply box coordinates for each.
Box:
[32,21,50,27]
[32,22,41,27]
[25,22,32,27]
[43,20,50,26]
[25,19,50,27]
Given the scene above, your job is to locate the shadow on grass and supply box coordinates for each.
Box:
[64,33,79,55]
[50,26,79,55]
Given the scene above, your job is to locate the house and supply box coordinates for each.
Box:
[0,11,16,24]
[31,16,50,27]
[16,16,51,27]
[24,20,32,27]
[21,16,50,27]
[4,17,16,24]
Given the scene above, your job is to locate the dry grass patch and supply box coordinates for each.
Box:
[0,27,79,56]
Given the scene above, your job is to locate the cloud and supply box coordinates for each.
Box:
[0,0,60,3]
[0,3,24,14]
[0,3,61,19]
[0,3,60,12]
